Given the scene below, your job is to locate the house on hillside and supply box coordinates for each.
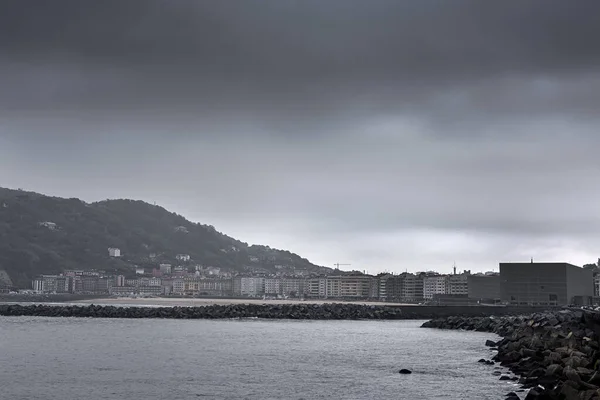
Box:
[108,248,121,257]
[176,254,191,262]
[39,221,58,230]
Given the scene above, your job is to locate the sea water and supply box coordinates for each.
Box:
[0,317,521,399]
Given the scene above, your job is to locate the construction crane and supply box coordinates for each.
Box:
[333,263,351,269]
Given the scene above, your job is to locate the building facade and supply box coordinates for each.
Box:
[468,274,501,303]
[423,275,447,299]
[446,273,469,295]
[500,262,594,306]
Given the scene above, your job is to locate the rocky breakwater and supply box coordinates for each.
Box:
[422,309,600,400]
[0,303,407,320]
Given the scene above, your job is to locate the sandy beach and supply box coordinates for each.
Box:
[74,297,412,307]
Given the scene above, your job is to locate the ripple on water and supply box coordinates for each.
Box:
[1,317,518,400]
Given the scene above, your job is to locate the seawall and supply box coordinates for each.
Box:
[0,303,552,320]
[422,309,600,400]
[390,305,556,319]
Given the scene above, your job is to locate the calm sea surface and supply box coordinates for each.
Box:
[0,317,520,399]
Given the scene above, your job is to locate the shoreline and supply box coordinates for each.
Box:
[71,297,416,307]
[421,309,600,399]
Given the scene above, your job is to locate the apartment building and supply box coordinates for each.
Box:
[304,277,327,298]
[378,274,404,302]
[240,277,265,297]
[323,275,376,299]
[264,278,281,296]
[447,273,469,295]
[281,278,304,296]
[400,273,423,302]
[423,275,447,299]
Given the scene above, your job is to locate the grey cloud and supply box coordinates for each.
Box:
[1,1,600,126]
[2,1,600,272]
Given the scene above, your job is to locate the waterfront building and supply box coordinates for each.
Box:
[500,262,594,306]
[467,274,501,303]
[115,275,125,287]
[264,278,281,296]
[379,274,404,302]
[172,278,185,294]
[446,273,469,295]
[97,277,113,293]
[240,277,265,297]
[423,275,447,299]
[304,277,327,298]
[324,275,375,299]
[81,275,99,293]
[400,273,424,302]
[149,277,162,287]
[281,278,304,297]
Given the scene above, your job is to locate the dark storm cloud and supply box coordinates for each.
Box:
[1,0,600,124]
[2,1,600,271]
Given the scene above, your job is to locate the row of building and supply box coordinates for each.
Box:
[32,273,378,299]
[31,262,598,306]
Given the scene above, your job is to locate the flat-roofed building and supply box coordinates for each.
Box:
[500,262,593,306]
[468,274,501,303]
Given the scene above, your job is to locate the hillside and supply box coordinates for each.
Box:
[0,187,329,288]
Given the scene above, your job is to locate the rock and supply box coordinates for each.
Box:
[398,369,412,374]
[559,383,581,400]
[588,371,600,385]
[564,366,582,384]
[499,375,512,380]
[486,339,498,347]
[545,364,563,376]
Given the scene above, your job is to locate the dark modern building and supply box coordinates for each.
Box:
[468,274,501,304]
[499,262,594,306]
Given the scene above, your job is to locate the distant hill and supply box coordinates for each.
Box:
[0,187,330,288]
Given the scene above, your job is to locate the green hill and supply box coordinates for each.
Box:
[0,187,329,288]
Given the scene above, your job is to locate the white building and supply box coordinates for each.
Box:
[176,254,191,262]
[39,221,58,230]
[135,267,145,275]
[240,277,265,297]
[108,248,121,257]
[264,278,281,295]
[172,278,185,294]
[281,278,303,296]
[149,277,162,287]
[423,275,448,299]
[304,277,327,298]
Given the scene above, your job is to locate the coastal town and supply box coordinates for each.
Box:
[20,249,600,307]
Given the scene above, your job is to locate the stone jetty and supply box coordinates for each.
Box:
[0,303,411,320]
[422,308,600,400]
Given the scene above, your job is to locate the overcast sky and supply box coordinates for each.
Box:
[1,1,600,274]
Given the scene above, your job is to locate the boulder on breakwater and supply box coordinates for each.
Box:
[0,303,410,320]
[422,309,600,399]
